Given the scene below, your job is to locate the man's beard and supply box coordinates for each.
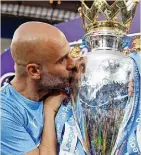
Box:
[36,72,71,94]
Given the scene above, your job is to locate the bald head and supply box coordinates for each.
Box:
[11,22,68,75]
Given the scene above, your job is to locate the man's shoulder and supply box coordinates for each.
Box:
[0,83,9,92]
[1,84,12,101]
[0,83,25,120]
[1,83,15,103]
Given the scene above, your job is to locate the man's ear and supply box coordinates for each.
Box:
[26,64,41,79]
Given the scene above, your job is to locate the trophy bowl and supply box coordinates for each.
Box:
[70,31,134,155]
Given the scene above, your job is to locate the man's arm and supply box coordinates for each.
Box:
[26,110,56,155]
[26,94,66,155]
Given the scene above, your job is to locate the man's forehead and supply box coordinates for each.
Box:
[43,40,70,62]
[55,43,70,58]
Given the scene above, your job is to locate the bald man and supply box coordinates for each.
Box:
[1,22,76,155]
[0,22,134,155]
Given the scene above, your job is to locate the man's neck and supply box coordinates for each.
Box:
[10,76,48,102]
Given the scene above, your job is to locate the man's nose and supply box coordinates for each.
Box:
[66,56,76,71]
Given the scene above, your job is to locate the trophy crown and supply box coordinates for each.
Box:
[79,0,139,34]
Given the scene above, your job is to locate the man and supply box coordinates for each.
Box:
[1,21,134,155]
[1,21,76,155]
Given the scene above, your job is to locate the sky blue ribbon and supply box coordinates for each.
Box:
[114,52,141,154]
[55,102,86,155]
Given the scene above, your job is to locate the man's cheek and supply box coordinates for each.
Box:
[56,69,69,77]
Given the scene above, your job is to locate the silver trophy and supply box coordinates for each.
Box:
[70,0,139,154]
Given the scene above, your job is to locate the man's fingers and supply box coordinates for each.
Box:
[128,80,134,87]
[60,94,67,101]
[128,92,133,97]
[128,85,134,96]
[75,56,87,73]
[128,77,134,97]
[128,86,134,92]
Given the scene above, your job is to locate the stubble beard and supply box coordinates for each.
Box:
[37,72,71,94]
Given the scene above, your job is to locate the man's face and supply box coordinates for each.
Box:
[38,39,75,92]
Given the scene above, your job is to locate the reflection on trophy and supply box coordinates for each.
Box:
[70,44,81,58]
[70,0,139,154]
[123,35,141,55]
[132,35,141,52]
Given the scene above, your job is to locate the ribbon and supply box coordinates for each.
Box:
[112,52,141,155]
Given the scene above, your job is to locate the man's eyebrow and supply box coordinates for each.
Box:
[56,52,69,63]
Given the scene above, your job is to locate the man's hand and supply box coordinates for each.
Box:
[128,79,134,96]
[32,93,67,155]
[43,93,66,115]
[75,56,87,74]
[71,56,87,87]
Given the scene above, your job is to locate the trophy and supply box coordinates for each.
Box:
[70,0,139,154]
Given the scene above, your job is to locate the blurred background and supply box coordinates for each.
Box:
[1,1,80,52]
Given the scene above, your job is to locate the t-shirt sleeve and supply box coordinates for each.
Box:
[1,109,37,155]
